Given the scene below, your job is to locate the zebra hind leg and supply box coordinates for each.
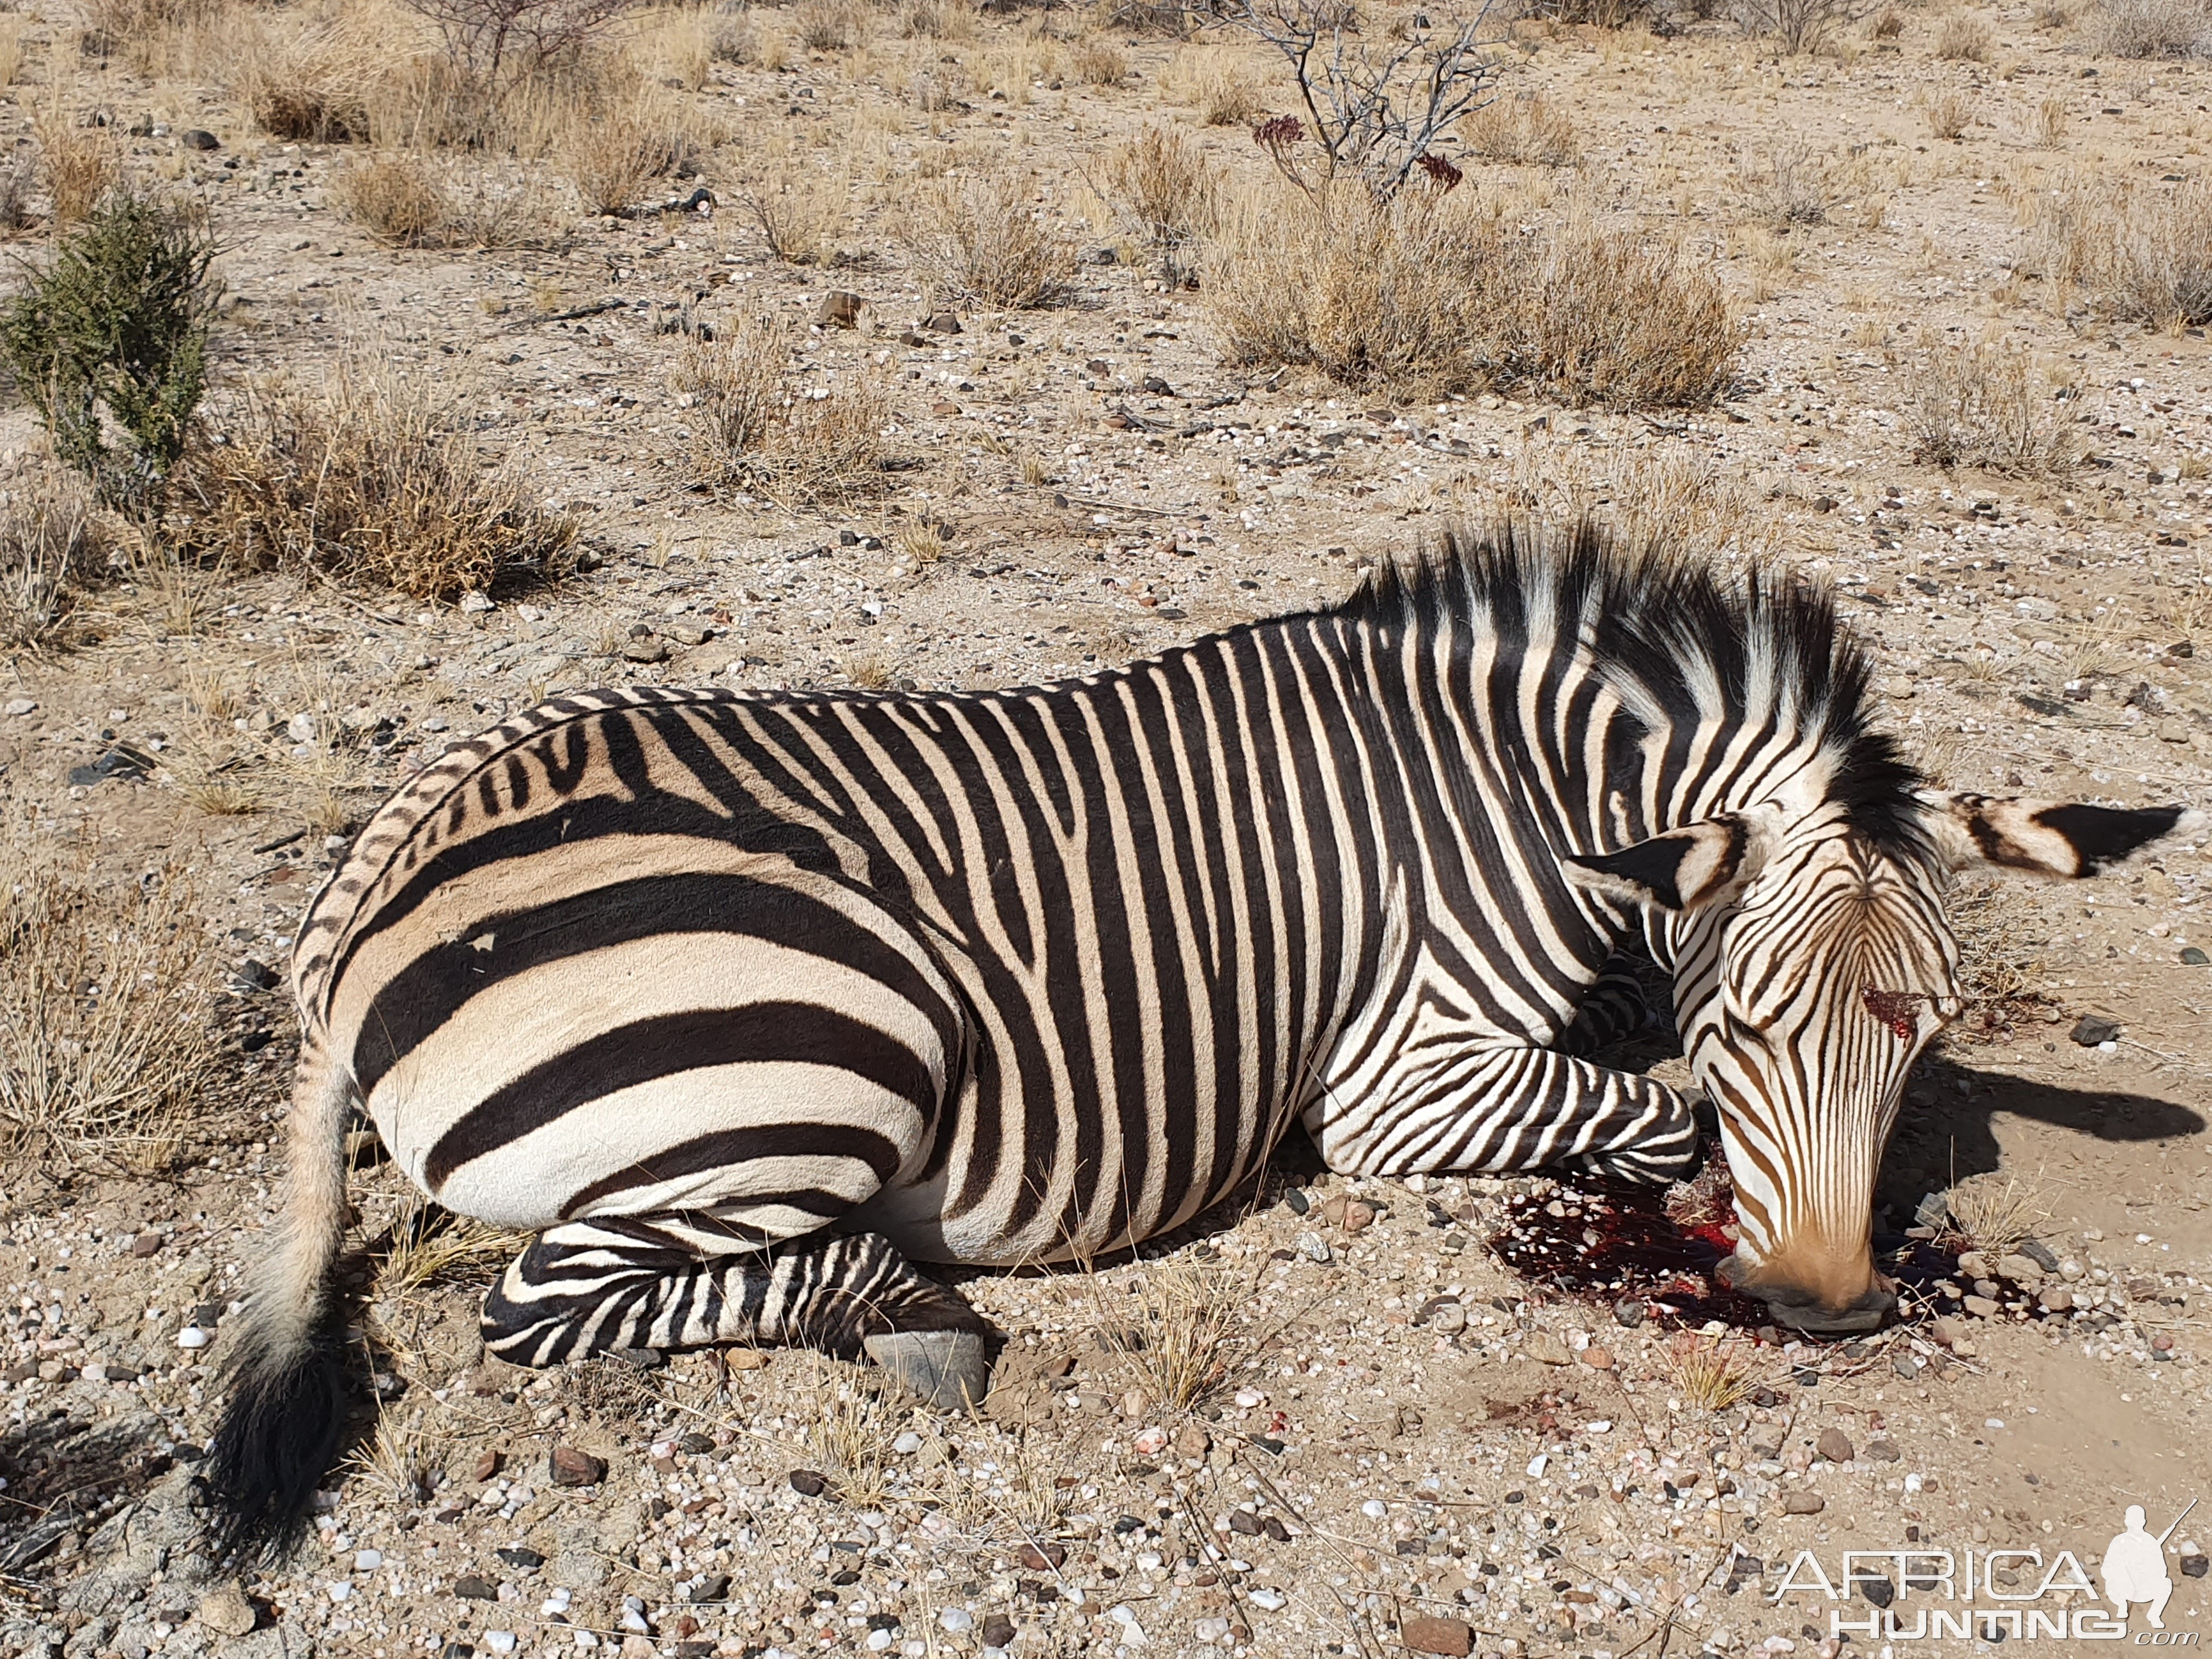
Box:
[481,1222,992,1410]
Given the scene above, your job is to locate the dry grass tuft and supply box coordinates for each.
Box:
[2025,173,2212,327]
[1172,43,1266,125]
[1737,144,1833,228]
[0,473,103,647]
[1094,126,1220,263]
[1496,437,1780,559]
[1071,34,1129,84]
[794,0,866,51]
[1934,9,1995,56]
[0,845,225,1169]
[35,108,120,227]
[906,167,1073,308]
[1904,337,2083,477]
[374,1200,529,1302]
[338,156,447,245]
[806,1368,905,1509]
[337,154,563,249]
[228,13,380,143]
[1210,190,1739,407]
[1665,1334,1771,1412]
[184,358,577,600]
[2083,0,2212,54]
[675,312,894,503]
[1942,1171,2050,1255]
[1459,92,1581,166]
[340,1400,435,1506]
[558,93,696,217]
[1922,87,1973,139]
[737,163,850,264]
[1096,1259,1243,1412]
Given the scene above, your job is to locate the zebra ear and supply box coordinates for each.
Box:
[1922,794,2202,878]
[1562,812,1775,913]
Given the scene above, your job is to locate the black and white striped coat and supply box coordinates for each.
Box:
[208,526,2193,1559]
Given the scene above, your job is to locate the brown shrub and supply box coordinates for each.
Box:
[557,92,696,215]
[1459,92,1580,166]
[338,155,448,244]
[1922,86,1973,138]
[1095,126,1220,252]
[1209,190,1739,407]
[2083,0,2212,53]
[2025,172,2212,326]
[1934,9,1995,56]
[230,15,381,143]
[674,312,894,503]
[738,163,850,264]
[183,359,577,600]
[905,167,1073,308]
[793,0,865,51]
[1904,338,2082,477]
[337,153,563,246]
[1070,35,1128,83]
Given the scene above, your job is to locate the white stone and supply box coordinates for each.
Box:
[485,1635,517,1656]
[1195,1617,1232,1644]
[1527,1453,1549,1477]
[1361,1499,1388,1518]
[938,1609,974,1634]
[328,1582,352,1602]
[354,1550,382,1571]
[3,699,36,716]
[1249,1588,1287,1611]
[894,1431,923,1455]
[460,591,495,614]
[866,1630,894,1651]
[176,1325,209,1350]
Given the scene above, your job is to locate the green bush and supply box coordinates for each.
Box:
[0,195,221,509]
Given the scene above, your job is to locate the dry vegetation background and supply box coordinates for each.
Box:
[3,0,2212,1651]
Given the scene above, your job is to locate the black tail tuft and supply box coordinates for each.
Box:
[201,1316,347,1566]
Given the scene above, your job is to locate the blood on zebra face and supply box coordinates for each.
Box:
[1567,791,2198,1335]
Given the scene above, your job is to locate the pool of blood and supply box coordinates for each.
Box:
[1487,1172,1978,1336]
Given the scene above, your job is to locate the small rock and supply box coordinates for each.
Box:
[1996,1253,2043,1283]
[2039,1286,2074,1313]
[1017,1542,1066,1571]
[923,311,962,334]
[1782,1492,1826,1515]
[1523,1331,1573,1366]
[198,1583,258,1638]
[454,1576,499,1600]
[549,1446,607,1487]
[1612,1297,1646,1328]
[1927,1316,1966,1348]
[473,1450,503,1482]
[1891,1353,1920,1379]
[725,1348,768,1370]
[2157,716,2192,743]
[1401,1616,1475,1656]
[1962,1294,2000,1318]
[622,635,669,665]
[1175,1423,1211,1457]
[2019,1239,2060,1272]
[177,1325,209,1350]
[2181,1554,2209,1579]
[1816,1427,1853,1463]
[817,291,864,328]
[2183,946,2210,966]
[132,1232,166,1258]
[687,1575,730,1604]
[667,623,709,647]
[3,698,36,716]
[1429,1301,1468,1336]
[789,1469,830,1497]
[981,1615,1017,1647]
[1340,1198,1375,1232]
[458,591,494,615]
[1862,1438,1900,1462]
[181,128,221,150]
[2070,1013,2121,1046]
[1296,1231,1331,1263]
[495,1547,545,1570]
[1580,1346,1613,1369]
[1249,1588,1287,1611]
[938,1609,974,1634]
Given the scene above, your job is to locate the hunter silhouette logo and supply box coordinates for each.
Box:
[2106,1502,2195,1631]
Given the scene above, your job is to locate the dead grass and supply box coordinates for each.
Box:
[374,1200,529,1302]
[337,156,447,245]
[182,357,578,600]
[1737,144,1833,228]
[737,163,849,264]
[1094,126,1220,263]
[340,1399,435,1506]
[1934,9,1995,56]
[905,167,1074,308]
[2083,0,2212,54]
[337,154,565,249]
[1170,43,1266,125]
[34,107,120,227]
[1209,189,1740,407]
[794,0,865,51]
[1459,92,1581,166]
[558,92,696,216]
[224,10,381,142]
[1922,87,1973,139]
[1942,1171,2050,1255]
[1070,34,1129,84]
[0,844,225,1170]
[0,472,103,648]
[1497,436,1780,560]
[1093,1259,1243,1412]
[1904,336,2083,477]
[2024,172,2212,328]
[1664,1334,1772,1412]
[805,1367,904,1509]
[674,312,894,503]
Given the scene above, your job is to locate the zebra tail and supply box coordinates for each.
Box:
[204,1025,354,1563]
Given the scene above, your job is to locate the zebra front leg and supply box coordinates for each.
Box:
[482,1221,992,1410]
[1314,1046,1702,1184]
[1556,951,1659,1057]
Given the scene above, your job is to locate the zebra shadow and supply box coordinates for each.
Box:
[1875,1056,2208,1223]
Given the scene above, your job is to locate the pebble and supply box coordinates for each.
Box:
[549,1446,607,1486]
[1296,1231,1331,1263]
[1361,1498,1389,1517]
[198,1583,258,1638]
[789,1469,830,1497]
[355,1549,383,1571]
[1402,1616,1476,1656]
[1523,1331,1572,1365]
[3,698,36,716]
[1816,1427,1853,1463]
[1781,1492,1826,1514]
[2070,1013,2121,1046]
[1249,1588,1287,1611]
[1194,1616,1231,1644]
[176,1325,209,1349]
[893,1431,924,1455]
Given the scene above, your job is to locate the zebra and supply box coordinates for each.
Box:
[207,523,2197,1559]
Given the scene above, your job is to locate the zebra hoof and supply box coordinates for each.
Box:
[863,1330,988,1414]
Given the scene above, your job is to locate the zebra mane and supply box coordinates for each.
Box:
[1336,522,1932,860]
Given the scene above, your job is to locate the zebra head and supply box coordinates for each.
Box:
[1567,792,2199,1334]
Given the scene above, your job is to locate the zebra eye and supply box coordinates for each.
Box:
[1860,988,1927,1041]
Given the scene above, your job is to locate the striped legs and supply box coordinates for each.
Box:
[481,1222,992,1406]
[1558,949,1663,1057]
[1312,1045,1701,1184]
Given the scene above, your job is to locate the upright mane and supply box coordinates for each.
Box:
[1334,522,1930,858]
